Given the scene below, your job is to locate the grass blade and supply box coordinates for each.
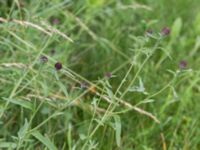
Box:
[31,130,57,150]
[114,115,121,147]
[2,98,33,110]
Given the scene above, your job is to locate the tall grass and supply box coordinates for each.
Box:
[0,0,200,149]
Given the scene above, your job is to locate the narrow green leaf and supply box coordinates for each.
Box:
[31,130,57,150]
[114,115,121,147]
[170,18,182,42]
[58,82,69,97]
[2,97,33,110]
[0,142,17,149]
[18,118,29,139]
[194,12,200,34]
[67,124,72,150]
[106,87,114,100]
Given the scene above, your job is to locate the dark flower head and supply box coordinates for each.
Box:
[179,60,187,69]
[80,81,89,89]
[105,72,112,79]
[50,49,56,55]
[161,27,170,36]
[146,29,153,35]
[55,62,62,70]
[40,55,48,63]
[51,18,60,25]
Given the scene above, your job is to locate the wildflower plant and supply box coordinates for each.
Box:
[0,0,199,150]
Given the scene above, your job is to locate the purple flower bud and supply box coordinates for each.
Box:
[179,60,187,69]
[161,27,170,36]
[105,72,112,79]
[40,55,48,63]
[55,62,62,70]
[51,18,60,25]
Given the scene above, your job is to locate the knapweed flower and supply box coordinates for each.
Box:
[179,60,187,69]
[161,27,170,36]
[55,62,62,70]
[40,55,48,63]
[51,18,60,25]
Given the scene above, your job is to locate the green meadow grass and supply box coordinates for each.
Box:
[0,0,200,149]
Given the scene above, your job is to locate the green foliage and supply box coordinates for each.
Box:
[0,0,200,149]
[170,18,182,43]
[31,131,57,150]
[194,12,200,34]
